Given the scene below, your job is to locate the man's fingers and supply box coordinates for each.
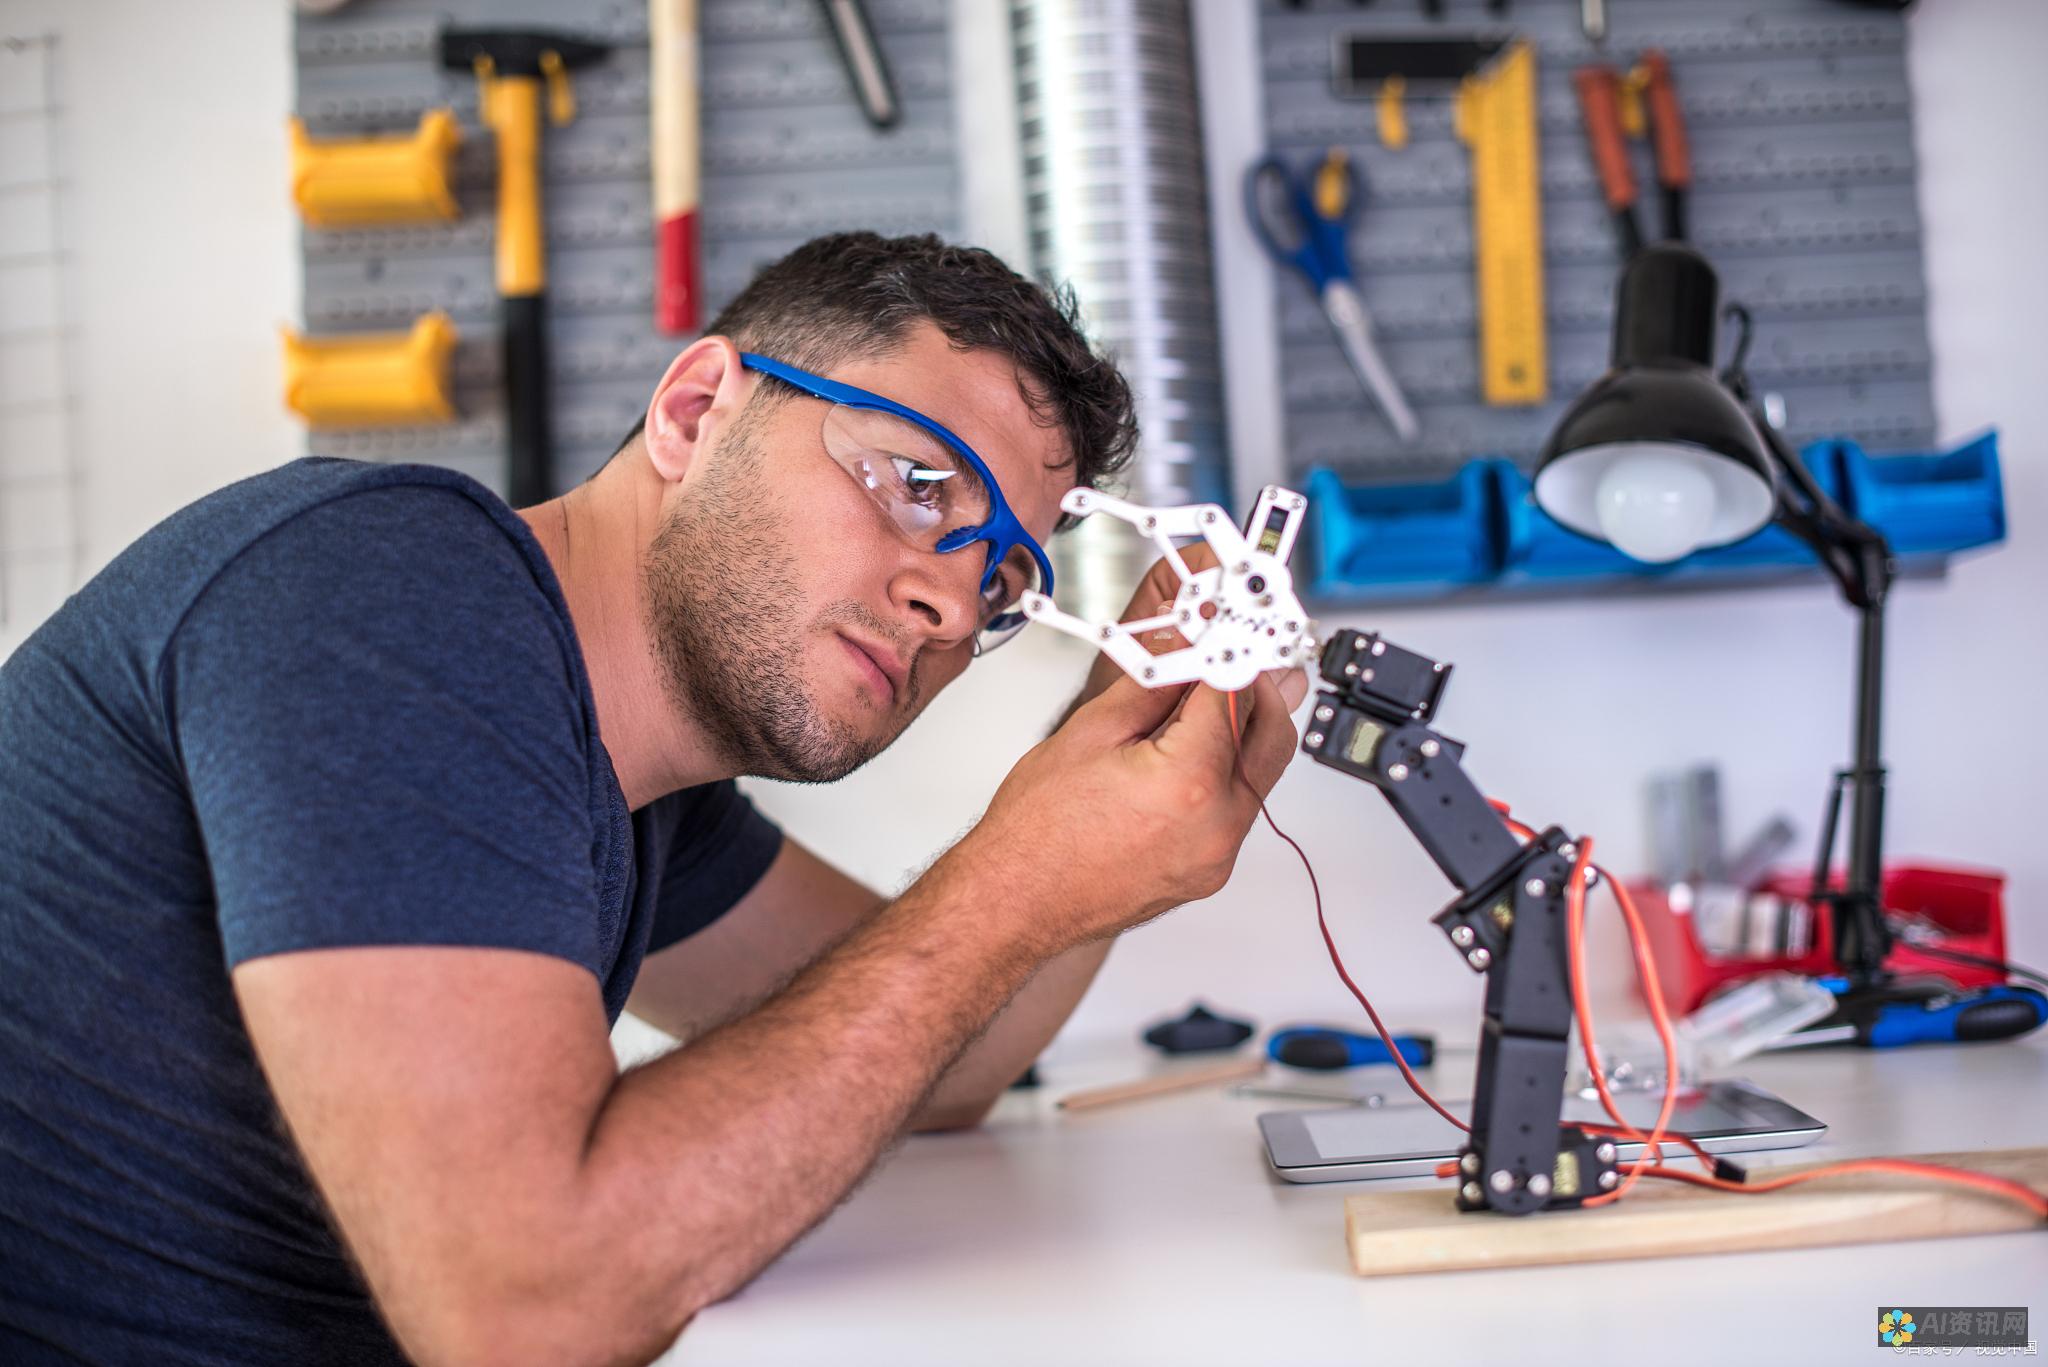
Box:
[1233,672,1301,799]
[1151,680,1250,778]
[1073,669,1189,743]
[1266,665,1310,712]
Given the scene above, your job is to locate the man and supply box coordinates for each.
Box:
[0,233,1304,1365]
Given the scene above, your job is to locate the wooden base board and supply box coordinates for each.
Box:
[1345,1147,2047,1276]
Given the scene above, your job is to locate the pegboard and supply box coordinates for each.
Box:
[1256,0,1937,485]
[293,0,959,495]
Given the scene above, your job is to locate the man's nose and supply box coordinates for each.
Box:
[890,543,983,646]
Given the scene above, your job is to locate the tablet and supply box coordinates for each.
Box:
[1260,1078,1826,1183]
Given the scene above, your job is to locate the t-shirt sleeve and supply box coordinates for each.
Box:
[163,487,604,975]
[646,780,784,954]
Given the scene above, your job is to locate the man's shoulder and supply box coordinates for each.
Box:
[161,457,529,589]
[75,459,553,655]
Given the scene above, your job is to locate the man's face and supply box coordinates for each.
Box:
[643,325,1073,783]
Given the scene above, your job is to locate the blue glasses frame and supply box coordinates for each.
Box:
[739,353,1054,634]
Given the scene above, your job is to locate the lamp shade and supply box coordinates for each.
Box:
[1534,245,1777,562]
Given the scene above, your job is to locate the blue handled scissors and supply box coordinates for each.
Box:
[1245,148,1419,442]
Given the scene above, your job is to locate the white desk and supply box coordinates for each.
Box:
[668,1027,2047,1366]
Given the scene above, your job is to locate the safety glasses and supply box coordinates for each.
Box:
[740,352,1055,654]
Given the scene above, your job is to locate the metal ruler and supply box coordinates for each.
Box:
[1455,40,1545,407]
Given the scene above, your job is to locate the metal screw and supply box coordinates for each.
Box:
[1387,763,1409,781]
[1371,640,1387,657]
[1352,637,1368,653]
[1360,669,1374,683]
[1285,620,1299,632]
[1461,1181,1483,1205]
[1305,732,1324,748]
[1527,1173,1552,1199]
[1179,609,1192,622]
[1099,626,1113,640]
[1460,1152,1480,1177]
[1488,1170,1514,1194]
[1278,647,1291,658]
[1595,1141,1617,1164]
[1525,878,1547,897]
[1559,843,1577,860]
[1202,510,1217,523]
[1583,867,1601,888]
[1314,706,1334,722]
[1450,925,1475,947]
[1467,947,1492,970]
[1142,667,1156,681]
[1234,561,1250,575]
[1143,516,1157,531]
[1598,1170,1619,1191]
[1344,662,1360,676]
[1419,739,1440,758]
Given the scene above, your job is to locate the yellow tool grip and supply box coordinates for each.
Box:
[1313,148,1351,221]
[288,108,460,228]
[280,313,458,428]
[481,75,547,297]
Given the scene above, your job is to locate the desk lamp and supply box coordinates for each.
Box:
[1531,243,1900,997]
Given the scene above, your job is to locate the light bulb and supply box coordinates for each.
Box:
[1593,449,1718,563]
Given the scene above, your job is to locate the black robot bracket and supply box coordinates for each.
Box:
[1300,628,1622,1214]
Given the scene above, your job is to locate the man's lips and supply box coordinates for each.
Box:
[837,634,905,705]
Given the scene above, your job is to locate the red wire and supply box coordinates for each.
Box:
[1226,702,2048,1220]
[1226,692,1467,1132]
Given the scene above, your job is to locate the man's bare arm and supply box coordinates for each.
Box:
[234,671,1300,1367]
[625,836,1111,1129]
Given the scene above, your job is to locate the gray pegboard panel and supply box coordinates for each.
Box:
[1254,0,1938,483]
[294,0,958,489]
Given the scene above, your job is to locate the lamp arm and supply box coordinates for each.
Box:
[1740,396,1897,984]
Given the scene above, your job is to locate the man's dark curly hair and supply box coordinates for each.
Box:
[620,232,1138,531]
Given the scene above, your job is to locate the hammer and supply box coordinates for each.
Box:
[441,28,610,507]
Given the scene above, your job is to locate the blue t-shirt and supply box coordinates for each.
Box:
[0,458,783,1364]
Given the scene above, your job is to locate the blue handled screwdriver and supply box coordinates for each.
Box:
[1268,1027,1435,1070]
[1770,978,2047,1050]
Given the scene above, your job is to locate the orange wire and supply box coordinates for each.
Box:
[1231,708,2048,1220]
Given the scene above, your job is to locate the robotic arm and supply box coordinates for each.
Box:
[1019,485,1316,693]
[1030,484,1618,1215]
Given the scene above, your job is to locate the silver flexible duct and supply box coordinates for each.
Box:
[1011,0,1232,623]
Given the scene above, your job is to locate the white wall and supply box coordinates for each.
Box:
[0,0,296,659]
[4,0,2040,1058]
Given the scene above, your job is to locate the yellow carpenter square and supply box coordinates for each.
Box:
[288,108,461,228]
[1455,42,1547,406]
[280,313,458,428]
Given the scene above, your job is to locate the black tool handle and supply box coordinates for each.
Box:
[503,293,552,508]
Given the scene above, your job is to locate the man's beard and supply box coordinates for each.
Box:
[642,409,921,783]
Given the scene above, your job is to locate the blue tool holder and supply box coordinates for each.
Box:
[1306,433,2004,600]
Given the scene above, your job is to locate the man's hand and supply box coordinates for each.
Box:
[964,659,1308,958]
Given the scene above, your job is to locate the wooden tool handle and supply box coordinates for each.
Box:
[1572,65,1637,214]
[650,0,701,334]
[1637,49,1691,191]
[1056,1056,1264,1112]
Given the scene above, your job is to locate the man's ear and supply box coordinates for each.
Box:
[644,336,749,483]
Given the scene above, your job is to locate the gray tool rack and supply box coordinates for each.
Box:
[293,0,959,496]
[1255,0,1937,486]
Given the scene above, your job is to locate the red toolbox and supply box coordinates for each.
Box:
[1627,863,2008,1015]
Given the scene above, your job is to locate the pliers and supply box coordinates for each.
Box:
[1572,49,1692,258]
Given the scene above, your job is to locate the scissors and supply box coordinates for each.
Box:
[1245,148,1419,442]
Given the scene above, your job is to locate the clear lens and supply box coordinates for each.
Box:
[974,543,1042,654]
[817,401,1039,657]
[822,404,991,547]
